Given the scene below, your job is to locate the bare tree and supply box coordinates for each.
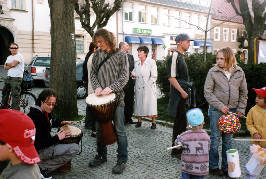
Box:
[74,0,123,37]
[48,0,78,119]
[227,0,266,63]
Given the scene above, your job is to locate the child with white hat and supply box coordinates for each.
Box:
[174,108,210,179]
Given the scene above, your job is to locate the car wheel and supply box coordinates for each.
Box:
[77,84,87,99]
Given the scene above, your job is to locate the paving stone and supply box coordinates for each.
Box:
[15,87,266,178]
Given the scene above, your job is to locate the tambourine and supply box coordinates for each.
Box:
[218,113,241,134]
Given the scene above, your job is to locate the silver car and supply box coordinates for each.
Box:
[29,56,51,82]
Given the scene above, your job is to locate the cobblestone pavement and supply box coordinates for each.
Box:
[2,85,266,178]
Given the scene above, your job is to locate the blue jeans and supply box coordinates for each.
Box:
[209,105,236,171]
[181,172,204,179]
[96,107,128,162]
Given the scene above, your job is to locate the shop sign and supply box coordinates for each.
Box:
[133,28,152,34]
[195,34,205,39]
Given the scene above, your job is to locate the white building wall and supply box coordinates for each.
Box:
[117,1,213,61]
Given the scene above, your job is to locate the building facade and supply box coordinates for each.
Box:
[211,0,248,61]
[117,0,215,61]
[0,0,93,65]
[0,0,215,65]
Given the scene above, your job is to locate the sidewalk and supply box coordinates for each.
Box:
[46,97,265,179]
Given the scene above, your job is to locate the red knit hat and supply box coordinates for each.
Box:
[252,87,266,98]
[0,109,41,164]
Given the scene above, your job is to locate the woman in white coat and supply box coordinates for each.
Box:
[131,46,157,129]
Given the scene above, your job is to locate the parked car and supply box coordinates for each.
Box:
[44,62,88,99]
[28,56,51,82]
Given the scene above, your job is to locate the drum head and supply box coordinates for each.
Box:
[86,93,115,106]
[61,125,81,136]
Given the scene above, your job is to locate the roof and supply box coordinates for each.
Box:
[134,0,215,14]
[212,0,243,23]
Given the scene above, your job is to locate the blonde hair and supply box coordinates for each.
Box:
[190,123,204,131]
[93,28,117,51]
[216,47,237,71]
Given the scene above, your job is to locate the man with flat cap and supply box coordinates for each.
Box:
[167,33,194,158]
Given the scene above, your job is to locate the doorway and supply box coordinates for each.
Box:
[0,26,14,65]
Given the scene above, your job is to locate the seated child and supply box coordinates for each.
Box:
[0,109,41,179]
[246,87,266,179]
[174,108,210,179]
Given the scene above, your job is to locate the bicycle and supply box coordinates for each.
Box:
[0,81,36,114]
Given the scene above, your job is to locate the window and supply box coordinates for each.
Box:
[214,49,219,54]
[191,0,200,4]
[214,27,220,41]
[124,2,133,21]
[138,5,146,23]
[194,14,199,29]
[201,15,207,29]
[163,9,169,26]
[12,0,24,10]
[151,7,158,24]
[231,29,237,42]
[76,36,84,54]
[223,28,229,41]
[173,11,180,27]
[201,0,208,6]
[183,12,190,28]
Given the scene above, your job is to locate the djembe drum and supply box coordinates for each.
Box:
[86,93,117,145]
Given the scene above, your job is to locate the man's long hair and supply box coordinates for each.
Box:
[93,28,117,51]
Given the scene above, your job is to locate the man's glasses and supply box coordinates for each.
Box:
[45,102,56,107]
[10,47,18,49]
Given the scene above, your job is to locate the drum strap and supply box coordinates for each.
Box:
[97,54,111,74]
[97,49,120,74]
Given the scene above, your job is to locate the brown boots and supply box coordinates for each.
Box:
[57,160,71,173]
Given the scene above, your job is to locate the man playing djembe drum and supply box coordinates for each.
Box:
[28,89,79,178]
[89,28,129,174]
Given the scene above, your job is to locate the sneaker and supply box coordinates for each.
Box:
[151,123,156,129]
[112,162,126,174]
[209,168,225,176]
[40,169,52,179]
[89,154,107,167]
[135,122,141,128]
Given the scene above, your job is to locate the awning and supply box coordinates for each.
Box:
[139,37,152,44]
[125,36,140,44]
[151,38,164,45]
[194,40,213,47]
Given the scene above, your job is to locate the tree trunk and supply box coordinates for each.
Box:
[49,0,78,119]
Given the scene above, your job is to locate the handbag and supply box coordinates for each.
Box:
[218,113,241,133]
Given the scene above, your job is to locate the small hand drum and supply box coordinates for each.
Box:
[59,125,83,144]
[219,114,241,134]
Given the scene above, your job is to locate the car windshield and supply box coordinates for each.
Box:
[34,57,51,66]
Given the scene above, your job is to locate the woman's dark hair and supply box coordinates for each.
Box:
[93,28,116,51]
[0,140,6,145]
[87,42,97,57]
[137,46,149,57]
[36,88,58,107]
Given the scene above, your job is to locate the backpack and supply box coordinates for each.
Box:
[21,70,34,89]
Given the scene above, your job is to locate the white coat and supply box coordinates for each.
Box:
[132,58,157,116]
[87,54,94,95]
